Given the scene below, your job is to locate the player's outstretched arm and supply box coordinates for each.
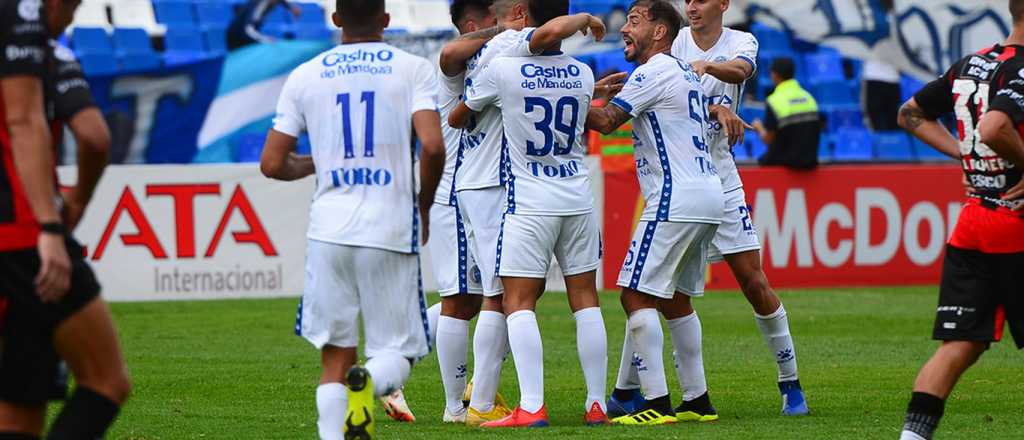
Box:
[413,110,445,245]
[979,110,1024,169]
[64,108,111,229]
[586,103,632,135]
[440,26,503,76]
[528,13,606,54]
[709,104,754,146]
[690,59,754,85]
[260,130,314,181]
[897,98,960,159]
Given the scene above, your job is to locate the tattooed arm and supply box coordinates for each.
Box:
[439,26,503,76]
[898,98,960,159]
[586,102,633,135]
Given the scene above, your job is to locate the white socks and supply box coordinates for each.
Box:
[365,352,411,398]
[755,305,799,382]
[574,307,608,412]
[667,312,708,401]
[506,310,544,413]
[899,431,927,440]
[316,383,346,440]
[469,310,508,412]
[427,302,442,346]
[627,308,668,400]
[614,321,642,391]
[436,316,470,414]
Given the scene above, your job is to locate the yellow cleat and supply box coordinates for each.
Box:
[611,408,678,426]
[344,366,375,440]
[676,411,719,422]
[465,404,513,427]
[462,379,512,424]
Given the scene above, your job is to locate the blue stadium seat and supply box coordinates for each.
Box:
[873,131,915,161]
[739,106,765,125]
[112,28,161,71]
[154,1,196,28]
[825,107,864,131]
[294,24,333,40]
[731,142,752,162]
[203,25,228,54]
[262,5,295,38]
[818,133,833,161]
[570,0,622,16]
[236,133,265,162]
[815,81,857,108]
[751,23,792,53]
[294,3,324,23]
[804,52,845,85]
[164,27,208,66]
[77,53,119,76]
[832,128,873,161]
[748,133,768,160]
[71,27,114,55]
[195,1,234,26]
[901,75,925,104]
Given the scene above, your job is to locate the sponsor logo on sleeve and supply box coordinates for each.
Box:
[18,0,41,21]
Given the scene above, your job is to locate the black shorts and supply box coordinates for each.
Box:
[0,238,101,405]
[933,245,1024,349]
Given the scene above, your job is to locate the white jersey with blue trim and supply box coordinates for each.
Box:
[273,42,439,254]
[672,27,758,193]
[435,70,465,205]
[609,53,724,224]
[455,28,536,192]
[465,52,596,215]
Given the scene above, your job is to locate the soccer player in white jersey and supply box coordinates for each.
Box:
[586,0,725,426]
[449,0,613,428]
[665,0,808,417]
[260,0,444,438]
[428,0,496,425]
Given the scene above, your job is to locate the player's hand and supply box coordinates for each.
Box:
[419,205,431,246]
[1003,178,1024,210]
[690,60,709,76]
[582,14,606,42]
[718,109,754,146]
[594,72,627,101]
[751,119,766,136]
[61,187,87,230]
[36,232,71,303]
[962,174,975,197]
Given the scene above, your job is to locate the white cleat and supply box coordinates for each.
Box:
[443,406,468,423]
[381,388,416,423]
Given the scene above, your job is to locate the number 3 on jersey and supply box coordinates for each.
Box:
[337,92,376,158]
[524,96,580,157]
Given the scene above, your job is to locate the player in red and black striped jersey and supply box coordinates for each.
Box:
[895,2,1024,439]
[0,0,128,438]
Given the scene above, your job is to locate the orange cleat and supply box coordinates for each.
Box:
[480,405,549,428]
[584,402,611,426]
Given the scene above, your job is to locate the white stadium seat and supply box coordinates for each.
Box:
[69,0,112,33]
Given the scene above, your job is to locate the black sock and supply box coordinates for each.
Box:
[612,387,638,402]
[643,394,673,415]
[0,433,40,440]
[902,392,945,440]
[683,391,709,406]
[46,387,121,440]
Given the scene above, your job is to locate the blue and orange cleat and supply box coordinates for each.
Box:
[480,405,549,428]
[607,388,645,419]
[780,380,809,416]
[584,402,611,426]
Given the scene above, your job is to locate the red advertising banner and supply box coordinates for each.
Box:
[603,164,966,289]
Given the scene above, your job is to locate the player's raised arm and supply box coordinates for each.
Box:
[439,26,502,76]
[586,100,632,135]
[527,13,605,54]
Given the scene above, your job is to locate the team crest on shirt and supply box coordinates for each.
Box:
[18,0,41,20]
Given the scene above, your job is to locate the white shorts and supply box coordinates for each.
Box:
[709,188,761,262]
[297,240,430,360]
[456,187,505,297]
[426,203,483,296]
[497,212,602,279]
[617,221,717,299]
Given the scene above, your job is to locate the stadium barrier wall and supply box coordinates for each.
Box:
[58,157,604,302]
[604,164,966,289]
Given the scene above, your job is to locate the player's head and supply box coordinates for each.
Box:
[684,0,728,33]
[621,0,682,63]
[1012,0,1024,24]
[333,0,390,38]
[770,57,795,85]
[45,0,83,37]
[450,0,496,34]
[492,0,528,30]
[526,0,568,27]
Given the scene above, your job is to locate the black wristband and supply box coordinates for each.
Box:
[39,222,66,236]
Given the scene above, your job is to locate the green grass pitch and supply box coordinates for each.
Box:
[103,287,1022,439]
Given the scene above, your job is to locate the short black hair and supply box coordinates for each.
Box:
[628,0,682,42]
[1012,0,1024,23]
[451,0,493,26]
[337,0,386,35]
[771,57,796,80]
[528,0,568,26]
